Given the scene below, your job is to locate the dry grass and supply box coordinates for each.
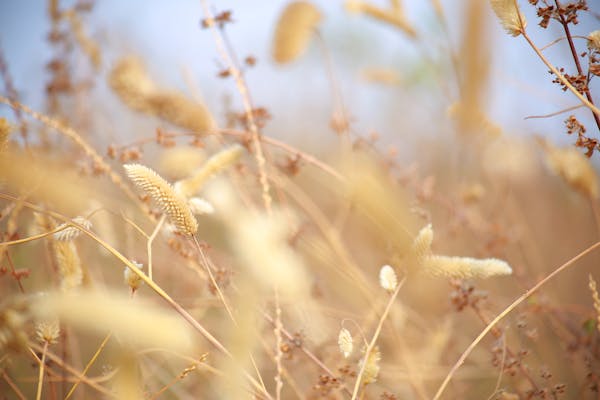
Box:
[1,1,600,399]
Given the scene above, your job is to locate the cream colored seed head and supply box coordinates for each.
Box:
[422,255,512,279]
[124,164,198,235]
[490,0,527,37]
[338,328,353,358]
[272,1,321,64]
[54,216,92,241]
[379,264,398,292]
[588,30,600,52]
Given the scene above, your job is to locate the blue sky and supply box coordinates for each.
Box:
[0,1,598,151]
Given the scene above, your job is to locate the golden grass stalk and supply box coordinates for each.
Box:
[589,274,600,333]
[54,216,92,241]
[338,328,353,358]
[109,57,214,133]
[422,255,512,279]
[53,240,83,291]
[174,144,244,198]
[543,142,599,199]
[124,163,198,235]
[0,117,10,154]
[272,1,322,64]
[490,0,526,37]
[379,264,398,292]
[31,290,194,352]
[345,1,416,37]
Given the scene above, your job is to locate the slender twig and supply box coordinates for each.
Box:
[2,371,27,400]
[199,1,272,214]
[432,241,600,400]
[274,288,283,400]
[524,104,584,119]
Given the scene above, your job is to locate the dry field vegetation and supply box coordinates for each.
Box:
[2,0,600,399]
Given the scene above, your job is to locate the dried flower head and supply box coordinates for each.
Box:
[124,261,144,293]
[35,319,60,344]
[422,255,512,279]
[188,197,215,215]
[379,264,398,292]
[359,345,381,384]
[54,216,92,241]
[272,1,321,64]
[338,328,353,358]
[544,144,599,199]
[174,144,244,198]
[588,30,600,52]
[124,164,198,235]
[490,0,526,37]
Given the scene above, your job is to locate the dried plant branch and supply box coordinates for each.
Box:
[524,104,584,119]
[200,0,273,214]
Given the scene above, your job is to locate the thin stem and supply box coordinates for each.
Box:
[36,341,49,400]
[147,214,166,280]
[432,241,600,400]
[524,104,584,119]
[351,277,406,400]
[274,288,283,400]
[2,371,27,400]
[519,28,600,118]
[63,332,112,400]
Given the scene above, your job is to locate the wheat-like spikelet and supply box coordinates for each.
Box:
[338,328,353,358]
[490,0,526,37]
[589,274,600,333]
[124,164,198,235]
[109,57,214,133]
[272,1,321,64]
[174,144,244,198]
[0,117,10,154]
[345,1,416,37]
[589,31,600,52]
[379,264,398,292]
[54,216,92,241]
[544,144,599,199]
[53,240,83,291]
[422,255,512,279]
[411,224,433,263]
[358,345,381,384]
[0,298,29,352]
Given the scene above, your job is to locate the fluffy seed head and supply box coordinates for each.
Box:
[545,145,599,199]
[359,345,381,384]
[54,216,92,241]
[588,31,600,52]
[188,197,215,215]
[272,1,321,64]
[490,0,527,37]
[35,319,60,344]
[411,224,433,262]
[124,164,198,235]
[174,144,244,198]
[53,240,83,291]
[379,264,398,292]
[422,255,512,279]
[338,328,353,358]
